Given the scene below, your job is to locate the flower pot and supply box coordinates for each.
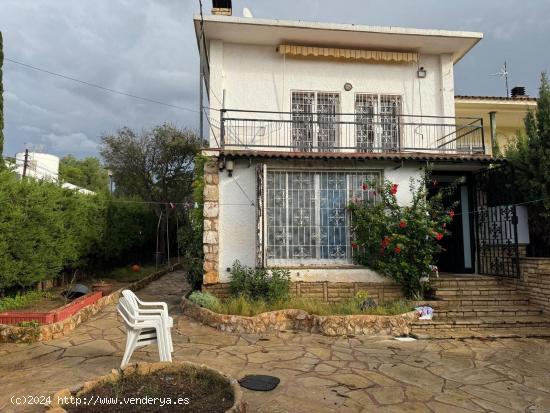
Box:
[91,283,112,296]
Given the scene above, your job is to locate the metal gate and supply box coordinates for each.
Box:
[473,166,520,278]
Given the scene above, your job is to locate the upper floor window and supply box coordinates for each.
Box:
[291,91,340,152]
[355,94,402,152]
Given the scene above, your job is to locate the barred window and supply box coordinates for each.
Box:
[266,170,381,265]
[355,94,401,152]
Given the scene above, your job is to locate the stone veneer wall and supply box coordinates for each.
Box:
[203,157,220,285]
[515,257,550,314]
[203,281,403,303]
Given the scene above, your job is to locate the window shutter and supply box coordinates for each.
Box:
[256,163,266,268]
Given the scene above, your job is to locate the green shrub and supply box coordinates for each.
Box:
[188,291,221,312]
[229,261,291,302]
[0,290,56,312]
[349,172,457,299]
[207,295,412,317]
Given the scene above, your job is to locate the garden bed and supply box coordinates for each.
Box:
[0,291,102,325]
[181,296,418,336]
[47,361,245,413]
[0,264,180,343]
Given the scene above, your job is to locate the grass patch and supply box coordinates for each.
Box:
[64,365,234,413]
[104,264,158,283]
[189,292,412,317]
[0,290,60,312]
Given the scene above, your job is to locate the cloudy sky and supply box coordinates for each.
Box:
[1,0,549,159]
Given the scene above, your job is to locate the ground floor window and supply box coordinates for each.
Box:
[266,170,381,265]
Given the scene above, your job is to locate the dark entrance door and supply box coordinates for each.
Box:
[430,176,475,274]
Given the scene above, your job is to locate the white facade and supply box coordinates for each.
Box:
[197,15,493,282]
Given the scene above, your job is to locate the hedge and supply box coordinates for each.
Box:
[0,170,156,293]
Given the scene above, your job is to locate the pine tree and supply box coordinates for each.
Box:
[507,73,550,255]
[0,31,4,162]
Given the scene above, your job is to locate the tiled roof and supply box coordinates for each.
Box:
[455,95,537,102]
[214,149,499,163]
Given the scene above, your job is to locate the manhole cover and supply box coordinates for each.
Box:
[238,375,280,391]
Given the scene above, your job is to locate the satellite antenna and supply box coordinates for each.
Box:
[490,61,510,97]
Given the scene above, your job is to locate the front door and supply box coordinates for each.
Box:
[430,176,475,273]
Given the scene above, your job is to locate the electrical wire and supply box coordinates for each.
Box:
[5,57,201,113]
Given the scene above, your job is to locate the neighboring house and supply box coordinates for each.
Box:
[455,94,537,154]
[13,151,95,195]
[195,6,525,293]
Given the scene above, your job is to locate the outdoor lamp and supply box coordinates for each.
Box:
[417,67,427,79]
[225,159,235,177]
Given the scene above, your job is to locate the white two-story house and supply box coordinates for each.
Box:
[194,5,515,298]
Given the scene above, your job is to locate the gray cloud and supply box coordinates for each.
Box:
[1,0,549,159]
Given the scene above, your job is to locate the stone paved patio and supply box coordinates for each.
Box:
[1,271,550,412]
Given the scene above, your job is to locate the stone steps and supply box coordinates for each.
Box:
[431,305,543,319]
[411,327,550,339]
[421,296,531,307]
[434,287,519,296]
[411,315,550,339]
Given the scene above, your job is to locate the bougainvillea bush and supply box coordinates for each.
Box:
[349,172,457,299]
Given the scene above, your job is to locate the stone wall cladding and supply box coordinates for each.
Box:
[0,265,181,344]
[513,257,550,314]
[47,361,246,413]
[181,297,417,337]
[203,157,220,285]
[203,281,403,303]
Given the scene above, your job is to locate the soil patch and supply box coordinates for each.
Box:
[63,365,234,413]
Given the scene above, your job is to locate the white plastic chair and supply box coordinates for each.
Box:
[122,290,174,352]
[117,294,173,368]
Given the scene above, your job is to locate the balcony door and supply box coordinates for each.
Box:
[355,94,401,152]
[291,91,340,152]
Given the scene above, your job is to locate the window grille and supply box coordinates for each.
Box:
[291,91,340,152]
[355,94,401,151]
[266,170,381,265]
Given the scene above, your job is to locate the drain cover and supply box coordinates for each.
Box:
[238,375,280,391]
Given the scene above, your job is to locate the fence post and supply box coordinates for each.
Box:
[480,117,486,155]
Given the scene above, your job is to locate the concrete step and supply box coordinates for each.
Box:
[431,278,510,288]
[411,327,550,339]
[434,287,519,297]
[412,315,550,330]
[423,297,530,307]
[432,305,543,319]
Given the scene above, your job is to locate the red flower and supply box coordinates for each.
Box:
[449,210,455,219]
[435,232,444,241]
[399,220,407,229]
[390,184,398,195]
[351,242,358,249]
[381,236,391,247]
[394,246,401,254]
[362,183,369,190]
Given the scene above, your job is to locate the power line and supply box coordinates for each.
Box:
[5,57,201,113]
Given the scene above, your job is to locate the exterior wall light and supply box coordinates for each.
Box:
[344,82,353,91]
[417,67,427,79]
[225,159,235,177]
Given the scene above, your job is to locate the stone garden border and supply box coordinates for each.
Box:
[46,361,246,413]
[181,297,419,337]
[0,264,182,344]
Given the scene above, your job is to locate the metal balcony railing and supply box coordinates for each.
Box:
[218,109,486,155]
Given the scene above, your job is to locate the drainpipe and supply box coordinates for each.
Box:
[489,111,497,155]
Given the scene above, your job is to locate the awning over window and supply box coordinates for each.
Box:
[277,44,418,64]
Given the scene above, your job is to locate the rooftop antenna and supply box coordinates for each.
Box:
[490,61,510,97]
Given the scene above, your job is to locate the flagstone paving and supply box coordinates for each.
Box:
[1,271,550,412]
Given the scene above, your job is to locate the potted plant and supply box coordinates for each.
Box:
[91,280,113,296]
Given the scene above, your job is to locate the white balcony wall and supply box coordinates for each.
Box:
[208,41,456,150]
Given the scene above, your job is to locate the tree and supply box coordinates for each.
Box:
[0,31,4,162]
[100,124,203,256]
[59,155,109,193]
[507,73,550,255]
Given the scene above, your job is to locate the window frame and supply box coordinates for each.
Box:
[264,167,383,267]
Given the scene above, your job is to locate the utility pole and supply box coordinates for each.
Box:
[22,148,29,178]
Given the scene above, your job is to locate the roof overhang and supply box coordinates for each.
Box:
[193,15,483,64]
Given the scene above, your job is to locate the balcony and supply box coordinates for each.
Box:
[218,110,487,156]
